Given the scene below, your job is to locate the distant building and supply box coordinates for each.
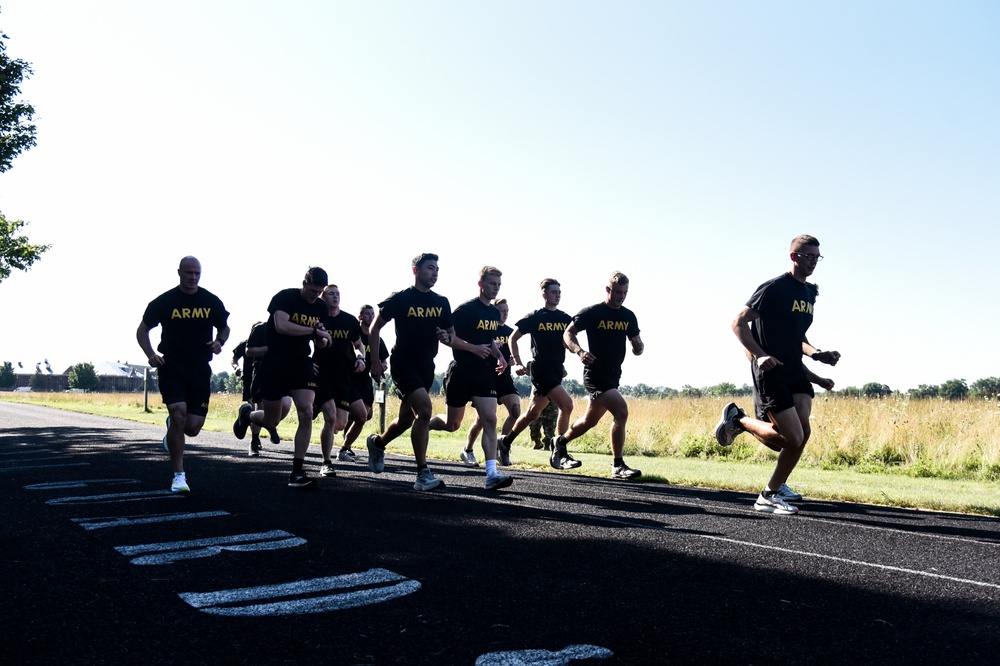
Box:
[9,361,156,392]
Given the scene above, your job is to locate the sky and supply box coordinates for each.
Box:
[1,1,998,393]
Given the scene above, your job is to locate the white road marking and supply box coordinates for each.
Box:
[115,530,305,565]
[46,490,180,505]
[583,514,1000,590]
[26,478,141,490]
[72,510,231,531]
[179,568,421,616]
[0,462,90,472]
[476,644,613,665]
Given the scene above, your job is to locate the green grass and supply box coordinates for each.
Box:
[4,392,999,517]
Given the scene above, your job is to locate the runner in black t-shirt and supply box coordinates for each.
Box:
[312,285,368,478]
[495,279,575,468]
[339,304,389,463]
[428,267,513,490]
[233,267,333,489]
[136,256,230,494]
[462,297,521,466]
[366,253,455,492]
[715,235,840,515]
[559,271,645,480]
[232,320,282,457]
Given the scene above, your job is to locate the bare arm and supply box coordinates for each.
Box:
[207,324,230,355]
[136,321,164,368]
[802,337,841,366]
[369,315,388,381]
[508,329,527,375]
[805,366,835,391]
[629,333,644,356]
[273,310,331,348]
[731,306,781,371]
[352,338,367,373]
[564,322,593,365]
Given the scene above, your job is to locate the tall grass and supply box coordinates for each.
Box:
[5,391,1000,482]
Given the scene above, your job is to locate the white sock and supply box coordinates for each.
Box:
[174,472,185,479]
[485,459,497,475]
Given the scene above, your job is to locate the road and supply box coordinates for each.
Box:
[2,402,999,665]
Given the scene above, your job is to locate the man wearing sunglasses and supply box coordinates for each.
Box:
[716,235,840,515]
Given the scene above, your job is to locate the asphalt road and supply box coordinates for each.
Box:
[2,402,1000,665]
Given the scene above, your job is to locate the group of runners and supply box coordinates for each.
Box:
[138,235,838,516]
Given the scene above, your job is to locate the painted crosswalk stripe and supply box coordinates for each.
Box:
[72,510,231,531]
[179,568,421,616]
[47,490,180,505]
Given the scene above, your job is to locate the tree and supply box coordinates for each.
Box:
[0,212,49,282]
[861,382,891,398]
[908,384,939,399]
[29,368,44,391]
[970,377,1000,401]
[0,24,35,172]
[0,360,14,389]
[939,378,968,401]
[68,362,99,391]
[0,19,46,283]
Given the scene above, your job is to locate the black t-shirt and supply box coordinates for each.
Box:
[246,321,267,371]
[378,287,453,361]
[746,272,817,367]
[451,298,501,368]
[515,308,572,367]
[313,310,362,374]
[359,330,390,376]
[573,302,640,374]
[142,287,229,365]
[265,288,328,360]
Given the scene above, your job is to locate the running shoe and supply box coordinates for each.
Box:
[497,435,511,466]
[233,403,252,440]
[548,437,563,469]
[170,474,190,494]
[265,426,281,445]
[319,462,337,477]
[367,434,385,473]
[554,451,582,470]
[248,435,262,457]
[775,483,803,502]
[337,449,358,463]
[531,438,544,450]
[288,472,317,489]
[459,449,480,467]
[611,463,642,480]
[413,468,445,492]
[485,472,514,490]
[754,492,799,515]
[714,402,745,447]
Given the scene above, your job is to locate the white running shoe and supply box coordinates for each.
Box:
[775,483,803,502]
[413,468,444,492]
[170,475,190,494]
[754,492,799,515]
[459,449,480,467]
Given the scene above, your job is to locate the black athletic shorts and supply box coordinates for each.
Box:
[257,355,316,402]
[158,361,211,417]
[351,373,376,406]
[583,367,622,400]
[314,370,363,413]
[494,370,517,399]
[530,362,564,396]
[390,356,435,401]
[443,360,496,407]
[241,367,256,402]
[751,361,814,420]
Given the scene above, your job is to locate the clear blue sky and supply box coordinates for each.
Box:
[1,1,998,393]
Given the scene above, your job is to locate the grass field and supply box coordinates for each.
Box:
[3,391,998,516]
